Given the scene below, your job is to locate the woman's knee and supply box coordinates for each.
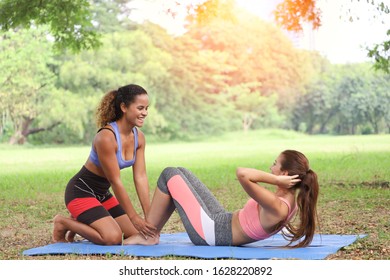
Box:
[177,167,190,174]
[91,218,124,245]
[157,167,179,194]
[101,229,123,245]
[161,167,180,177]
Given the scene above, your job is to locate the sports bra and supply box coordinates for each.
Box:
[238,197,297,241]
[89,121,138,170]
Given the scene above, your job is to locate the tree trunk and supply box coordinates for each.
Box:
[319,110,336,134]
[9,131,25,145]
[9,117,33,144]
[242,113,253,132]
[9,117,61,145]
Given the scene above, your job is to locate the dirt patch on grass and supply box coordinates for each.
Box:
[331,180,390,188]
[318,197,389,259]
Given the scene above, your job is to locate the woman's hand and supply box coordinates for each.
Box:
[276,174,301,188]
[130,215,157,239]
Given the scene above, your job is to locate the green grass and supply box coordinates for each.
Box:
[0,129,389,259]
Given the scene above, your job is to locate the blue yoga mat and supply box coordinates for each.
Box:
[23,233,365,259]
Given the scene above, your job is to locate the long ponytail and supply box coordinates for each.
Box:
[280,150,319,248]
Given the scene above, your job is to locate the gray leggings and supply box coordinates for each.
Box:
[157,167,233,246]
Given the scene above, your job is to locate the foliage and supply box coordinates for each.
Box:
[184,0,238,27]
[55,29,173,142]
[222,83,284,131]
[0,0,389,145]
[273,0,390,73]
[0,0,100,52]
[89,0,137,33]
[0,27,85,144]
[274,0,322,32]
[1,0,388,72]
[292,63,390,134]
[367,29,390,73]
[185,0,389,73]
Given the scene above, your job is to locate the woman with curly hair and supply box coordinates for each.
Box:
[53,84,156,245]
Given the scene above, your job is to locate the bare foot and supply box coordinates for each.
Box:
[66,231,76,242]
[52,215,68,243]
[65,215,77,242]
[123,233,159,245]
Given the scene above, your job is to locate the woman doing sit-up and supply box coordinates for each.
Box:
[124,150,319,247]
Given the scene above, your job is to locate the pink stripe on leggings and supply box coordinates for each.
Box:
[167,175,205,240]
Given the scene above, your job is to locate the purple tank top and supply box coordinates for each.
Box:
[89,121,138,170]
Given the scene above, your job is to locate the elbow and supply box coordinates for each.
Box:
[236,167,248,181]
[236,168,253,194]
[236,167,243,178]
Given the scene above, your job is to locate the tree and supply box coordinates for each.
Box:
[334,64,389,135]
[142,5,316,136]
[293,78,339,134]
[0,27,82,144]
[292,63,390,135]
[2,0,387,68]
[368,29,390,73]
[89,0,139,33]
[140,22,242,138]
[177,0,389,73]
[56,29,173,141]
[223,83,283,131]
[273,0,390,73]
[0,0,100,52]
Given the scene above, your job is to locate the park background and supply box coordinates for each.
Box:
[0,0,389,260]
[1,0,389,144]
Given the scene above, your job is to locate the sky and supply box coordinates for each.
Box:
[129,0,390,64]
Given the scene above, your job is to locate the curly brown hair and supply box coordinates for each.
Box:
[95,84,148,128]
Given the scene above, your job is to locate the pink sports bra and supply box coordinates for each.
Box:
[238,197,297,241]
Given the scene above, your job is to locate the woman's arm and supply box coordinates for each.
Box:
[236,167,299,216]
[132,130,151,218]
[95,130,155,237]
